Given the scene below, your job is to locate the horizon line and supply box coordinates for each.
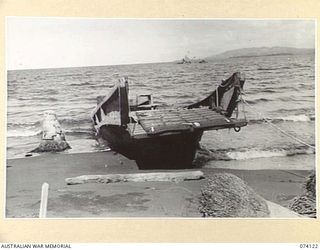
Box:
[7,45,315,71]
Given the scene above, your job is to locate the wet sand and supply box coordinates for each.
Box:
[6,151,311,218]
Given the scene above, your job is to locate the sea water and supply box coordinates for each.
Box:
[6,54,316,170]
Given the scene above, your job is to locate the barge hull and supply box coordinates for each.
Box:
[99,125,203,169]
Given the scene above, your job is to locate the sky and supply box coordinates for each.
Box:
[6,18,315,70]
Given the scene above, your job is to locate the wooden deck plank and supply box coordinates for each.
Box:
[179,114,223,120]
[138,116,228,128]
[129,119,247,138]
[135,108,217,117]
[138,115,226,125]
[137,112,223,122]
[139,118,229,130]
[136,112,181,118]
[139,117,186,123]
[132,107,247,136]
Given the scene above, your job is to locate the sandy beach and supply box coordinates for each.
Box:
[6,151,312,218]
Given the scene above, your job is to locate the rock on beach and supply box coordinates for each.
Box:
[199,173,270,217]
[31,111,71,153]
[289,171,316,218]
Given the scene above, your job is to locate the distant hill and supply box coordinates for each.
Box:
[206,47,315,60]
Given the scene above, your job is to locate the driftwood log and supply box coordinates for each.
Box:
[31,111,71,153]
[66,170,204,185]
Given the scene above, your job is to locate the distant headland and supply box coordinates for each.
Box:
[205,46,315,61]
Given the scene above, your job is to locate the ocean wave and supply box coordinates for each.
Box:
[277,97,297,102]
[245,98,270,104]
[244,88,282,94]
[45,89,59,95]
[280,114,312,122]
[292,63,311,68]
[259,89,276,93]
[18,97,59,102]
[257,66,291,71]
[199,145,315,162]
[7,121,41,127]
[249,114,313,124]
[276,108,310,114]
[226,146,314,160]
[249,85,299,92]
[7,129,42,137]
[246,94,310,104]
[7,127,94,138]
[8,117,92,128]
[157,76,173,79]
[64,128,95,136]
[69,81,91,86]
[57,73,84,78]
[59,117,92,125]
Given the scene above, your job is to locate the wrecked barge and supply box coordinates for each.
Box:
[91,72,247,169]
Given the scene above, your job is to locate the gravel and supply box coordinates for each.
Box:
[199,173,270,217]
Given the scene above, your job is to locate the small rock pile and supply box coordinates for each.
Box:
[199,173,270,217]
[31,140,71,152]
[289,172,316,218]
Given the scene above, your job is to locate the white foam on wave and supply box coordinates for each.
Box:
[7,129,41,137]
[226,149,287,160]
[65,138,111,154]
[226,147,314,160]
[249,114,313,124]
[280,114,311,122]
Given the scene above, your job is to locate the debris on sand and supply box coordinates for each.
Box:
[66,171,204,185]
[289,171,316,218]
[193,147,230,167]
[199,173,270,217]
[31,111,71,153]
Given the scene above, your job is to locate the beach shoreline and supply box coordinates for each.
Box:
[5,151,313,218]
